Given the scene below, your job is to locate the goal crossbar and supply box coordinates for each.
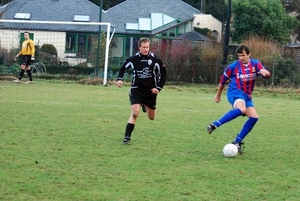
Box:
[0,19,115,86]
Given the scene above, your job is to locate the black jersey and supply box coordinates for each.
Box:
[117,52,167,90]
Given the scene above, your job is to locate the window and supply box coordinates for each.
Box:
[73,15,90,22]
[14,13,31,20]
[126,13,175,31]
[65,33,95,57]
[66,33,76,52]
[78,34,87,56]
[20,32,34,46]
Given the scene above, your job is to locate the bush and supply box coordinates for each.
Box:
[240,36,300,87]
[152,39,222,83]
[273,55,298,86]
[241,36,281,67]
[0,65,8,74]
[0,64,19,76]
[0,49,7,65]
[40,44,58,57]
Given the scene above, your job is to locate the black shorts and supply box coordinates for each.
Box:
[129,88,157,110]
[22,55,32,67]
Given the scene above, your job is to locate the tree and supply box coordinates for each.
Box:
[231,0,299,44]
[283,0,300,42]
[283,0,300,13]
[0,0,14,18]
[1,0,13,6]
[182,0,202,10]
[205,0,227,22]
[89,0,125,10]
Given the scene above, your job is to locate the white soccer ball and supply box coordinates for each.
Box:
[223,143,238,158]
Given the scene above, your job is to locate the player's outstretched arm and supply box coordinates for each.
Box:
[214,84,225,103]
[259,69,270,77]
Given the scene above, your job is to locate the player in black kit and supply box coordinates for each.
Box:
[116,38,167,145]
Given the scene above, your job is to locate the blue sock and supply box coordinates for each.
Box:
[235,117,258,143]
[213,108,243,127]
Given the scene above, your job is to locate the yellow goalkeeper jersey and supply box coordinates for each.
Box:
[18,39,35,56]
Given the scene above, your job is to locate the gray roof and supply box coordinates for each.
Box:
[285,43,300,48]
[173,31,213,41]
[1,0,201,34]
[1,0,101,32]
[103,0,201,34]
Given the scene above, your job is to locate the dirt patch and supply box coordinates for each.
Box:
[0,76,17,81]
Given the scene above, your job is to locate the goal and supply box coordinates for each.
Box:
[0,19,115,85]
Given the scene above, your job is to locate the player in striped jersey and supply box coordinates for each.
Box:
[206,44,270,153]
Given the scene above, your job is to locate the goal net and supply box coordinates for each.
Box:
[0,19,115,85]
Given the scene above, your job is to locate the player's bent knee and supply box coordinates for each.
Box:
[132,110,139,119]
[148,116,155,120]
[147,109,155,120]
[240,108,247,114]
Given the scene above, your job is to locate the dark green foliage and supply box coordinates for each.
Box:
[0,48,7,65]
[46,65,94,75]
[0,64,20,76]
[40,44,58,57]
[295,14,300,42]
[0,0,13,6]
[272,55,299,86]
[89,0,125,10]
[0,65,7,74]
[232,0,299,44]
[205,0,226,21]
[8,64,20,75]
[37,44,58,65]
[194,27,211,37]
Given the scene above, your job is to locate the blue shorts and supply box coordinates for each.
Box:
[227,88,254,108]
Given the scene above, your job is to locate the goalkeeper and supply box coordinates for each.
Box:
[13,31,35,84]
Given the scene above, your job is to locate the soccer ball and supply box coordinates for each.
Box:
[223,143,238,158]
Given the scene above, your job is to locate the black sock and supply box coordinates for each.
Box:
[19,69,25,80]
[27,70,33,81]
[124,123,135,138]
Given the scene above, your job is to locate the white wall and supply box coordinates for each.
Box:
[193,14,222,42]
[0,29,66,58]
[0,29,86,65]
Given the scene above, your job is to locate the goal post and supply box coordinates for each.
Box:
[0,19,115,86]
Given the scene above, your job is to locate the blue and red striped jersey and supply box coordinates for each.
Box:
[219,59,266,97]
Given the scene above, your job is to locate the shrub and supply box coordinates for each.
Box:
[241,36,281,67]
[0,48,7,65]
[40,44,58,57]
[0,65,8,74]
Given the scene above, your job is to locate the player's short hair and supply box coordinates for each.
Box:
[236,45,250,55]
[138,38,150,47]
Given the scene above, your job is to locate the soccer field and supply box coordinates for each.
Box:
[1,80,299,201]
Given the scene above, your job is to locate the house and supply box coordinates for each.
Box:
[0,0,101,65]
[193,14,222,42]
[102,0,201,59]
[0,0,213,66]
[285,43,300,66]
[172,31,214,49]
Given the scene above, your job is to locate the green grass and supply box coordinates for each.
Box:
[1,80,300,201]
